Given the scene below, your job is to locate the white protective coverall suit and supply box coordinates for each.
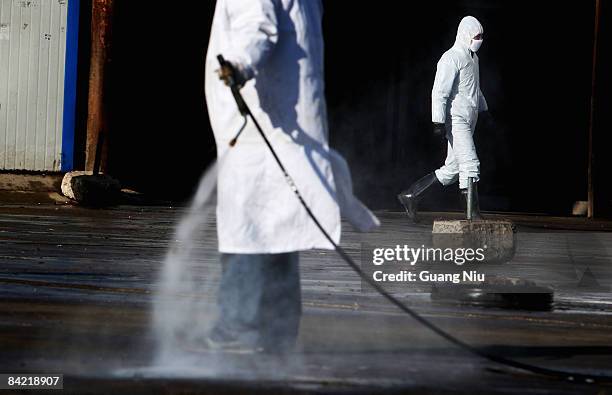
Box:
[205,0,379,254]
[432,16,488,190]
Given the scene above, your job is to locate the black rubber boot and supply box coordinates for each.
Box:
[397,172,440,222]
[461,177,483,220]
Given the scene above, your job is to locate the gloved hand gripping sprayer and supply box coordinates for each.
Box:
[215,54,611,384]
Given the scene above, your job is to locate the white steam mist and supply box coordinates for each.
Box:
[142,153,309,381]
[152,160,222,365]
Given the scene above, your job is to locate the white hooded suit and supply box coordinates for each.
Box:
[433,16,488,190]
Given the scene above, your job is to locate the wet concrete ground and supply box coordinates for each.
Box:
[1,203,612,394]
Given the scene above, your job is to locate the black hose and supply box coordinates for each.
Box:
[217,55,612,385]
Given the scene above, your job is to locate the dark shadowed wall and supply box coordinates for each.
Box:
[106,2,216,198]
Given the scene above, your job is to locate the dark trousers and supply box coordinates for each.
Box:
[213,252,302,351]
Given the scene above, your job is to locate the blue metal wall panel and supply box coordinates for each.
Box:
[60,0,79,172]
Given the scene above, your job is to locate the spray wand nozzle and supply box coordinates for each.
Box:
[229,116,248,147]
[217,55,250,147]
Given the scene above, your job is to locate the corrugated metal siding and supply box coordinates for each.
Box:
[0,0,68,171]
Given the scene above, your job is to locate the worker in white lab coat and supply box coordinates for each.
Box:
[398,16,488,222]
[204,0,379,353]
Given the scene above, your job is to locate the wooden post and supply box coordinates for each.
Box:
[85,0,115,173]
[587,0,601,219]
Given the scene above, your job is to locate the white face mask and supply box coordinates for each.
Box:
[470,39,483,52]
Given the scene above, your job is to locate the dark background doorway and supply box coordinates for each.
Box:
[103,1,610,216]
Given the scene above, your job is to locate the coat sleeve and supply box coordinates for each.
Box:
[478,87,488,112]
[225,0,279,80]
[431,54,458,124]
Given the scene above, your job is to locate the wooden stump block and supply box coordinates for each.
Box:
[431,220,553,310]
[432,220,516,264]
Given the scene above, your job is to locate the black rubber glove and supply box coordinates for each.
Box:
[432,122,446,138]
